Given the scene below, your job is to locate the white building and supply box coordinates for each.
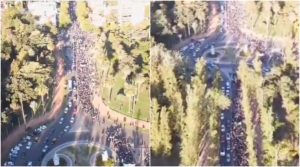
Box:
[117,0,148,25]
[27,0,57,26]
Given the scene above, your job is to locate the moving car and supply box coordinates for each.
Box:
[59,117,64,124]
[42,145,49,153]
[27,161,33,166]
[220,150,225,156]
[226,133,231,140]
[221,124,225,132]
[70,117,75,123]
[226,153,231,162]
[26,142,32,149]
[226,142,231,151]
[64,126,70,132]
[221,113,224,120]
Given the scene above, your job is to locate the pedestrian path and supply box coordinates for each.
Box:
[92,95,150,129]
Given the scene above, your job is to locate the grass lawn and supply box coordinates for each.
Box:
[102,74,150,122]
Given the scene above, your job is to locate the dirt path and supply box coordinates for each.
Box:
[1,46,66,161]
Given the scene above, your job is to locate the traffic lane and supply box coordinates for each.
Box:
[20,131,91,166]
[20,123,68,165]
[15,102,75,165]
[220,79,234,166]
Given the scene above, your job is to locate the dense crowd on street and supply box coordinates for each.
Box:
[224,1,245,41]
[67,22,98,119]
[224,1,269,54]
[106,125,135,165]
[66,5,149,165]
[232,83,248,166]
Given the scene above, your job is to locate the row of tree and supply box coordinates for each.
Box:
[237,42,299,165]
[150,44,230,165]
[93,10,150,118]
[1,4,57,136]
[245,1,299,39]
[151,1,209,48]
[76,1,99,33]
[59,1,72,29]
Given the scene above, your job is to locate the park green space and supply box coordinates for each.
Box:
[102,74,150,122]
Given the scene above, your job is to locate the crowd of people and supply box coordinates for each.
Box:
[224,1,275,56]
[224,1,246,41]
[232,83,248,166]
[67,22,98,119]
[65,3,150,166]
[106,125,135,165]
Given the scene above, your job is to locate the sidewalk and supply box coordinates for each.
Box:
[92,95,150,129]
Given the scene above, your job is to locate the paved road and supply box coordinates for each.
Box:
[6,2,149,166]
[178,2,239,166]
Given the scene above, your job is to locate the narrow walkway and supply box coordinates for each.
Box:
[92,95,150,129]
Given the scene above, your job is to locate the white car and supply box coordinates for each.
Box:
[59,117,64,124]
[226,154,231,162]
[64,126,70,132]
[68,101,72,107]
[226,133,231,140]
[221,124,225,132]
[220,150,225,156]
[70,117,75,123]
[220,113,224,120]
[27,161,32,166]
[41,125,47,130]
[226,81,230,87]
[226,143,231,151]
[26,136,31,140]
[64,109,68,114]
[42,145,49,153]
[7,161,14,166]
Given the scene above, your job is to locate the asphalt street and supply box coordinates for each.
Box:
[7,23,149,166]
[178,2,238,166]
